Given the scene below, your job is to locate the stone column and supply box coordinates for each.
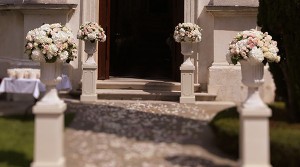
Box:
[180,42,196,103]
[184,0,199,85]
[79,0,99,102]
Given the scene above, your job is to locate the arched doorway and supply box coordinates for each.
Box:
[98,0,184,81]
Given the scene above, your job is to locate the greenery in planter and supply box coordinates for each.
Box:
[257,0,300,122]
[209,104,300,167]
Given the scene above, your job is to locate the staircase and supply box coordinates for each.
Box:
[96,77,217,102]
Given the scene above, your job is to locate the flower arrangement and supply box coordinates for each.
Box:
[25,23,77,63]
[173,22,202,43]
[77,22,106,42]
[226,29,280,65]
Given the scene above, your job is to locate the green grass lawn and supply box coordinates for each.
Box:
[0,113,75,167]
[0,115,34,167]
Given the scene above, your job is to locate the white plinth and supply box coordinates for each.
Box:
[180,57,195,103]
[80,63,97,102]
[239,106,272,167]
[31,95,66,167]
[238,60,272,167]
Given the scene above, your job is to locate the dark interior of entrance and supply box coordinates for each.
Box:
[109,0,181,80]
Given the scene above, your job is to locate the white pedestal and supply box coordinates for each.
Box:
[31,91,66,167]
[180,57,195,103]
[238,61,272,167]
[239,105,272,167]
[80,63,97,102]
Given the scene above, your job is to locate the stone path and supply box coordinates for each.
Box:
[64,100,238,167]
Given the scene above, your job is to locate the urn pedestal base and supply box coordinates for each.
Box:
[31,99,66,167]
[238,60,272,167]
[80,63,97,102]
[180,42,196,103]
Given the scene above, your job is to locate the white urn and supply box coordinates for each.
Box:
[239,60,266,108]
[181,42,194,56]
[84,40,97,64]
[39,61,63,103]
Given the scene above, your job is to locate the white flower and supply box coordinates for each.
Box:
[77,22,106,42]
[48,44,58,55]
[87,33,97,40]
[226,29,280,65]
[59,51,69,61]
[25,23,77,63]
[248,47,264,64]
[173,22,202,43]
[52,31,69,43]
[31,49,43,62]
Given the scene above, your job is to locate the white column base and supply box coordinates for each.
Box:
[31,158,65,167]
[180,96,195,103]
[81,63,97,102]
[32,99,66,167]
[239,106,272,167]
[240,165,272,167]
[80,94,97,102]
[180,57,195,104]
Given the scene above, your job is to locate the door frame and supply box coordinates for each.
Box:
[98,0,183,81]
[98,0,110,80]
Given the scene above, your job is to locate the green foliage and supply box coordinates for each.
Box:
[210,106,300,167]
[258,0,300,122]
[270,126,300,167]
[209,107,239,157]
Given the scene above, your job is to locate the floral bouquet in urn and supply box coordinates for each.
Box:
[226,29,280,65]
[77,22,106,43]
[25,23,77,63]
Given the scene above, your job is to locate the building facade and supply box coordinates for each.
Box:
[0,0,275,104]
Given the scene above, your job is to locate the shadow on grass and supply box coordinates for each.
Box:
[0,150,31,167]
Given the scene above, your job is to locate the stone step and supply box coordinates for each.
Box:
[97,79,200,92]
[96,89,216,102]
[97,80,181,91]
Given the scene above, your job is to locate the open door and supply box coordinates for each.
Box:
[98,0,110,79]
[99,0,183,81]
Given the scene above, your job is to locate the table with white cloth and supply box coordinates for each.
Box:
[0,75,72,99]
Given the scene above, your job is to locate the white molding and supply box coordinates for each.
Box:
[205,6,258,17]
[0,4,77,15]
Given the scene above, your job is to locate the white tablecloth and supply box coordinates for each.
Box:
[0,75,72,99]
[0,78,45,98]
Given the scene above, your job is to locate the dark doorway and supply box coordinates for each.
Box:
[98,0,184,81]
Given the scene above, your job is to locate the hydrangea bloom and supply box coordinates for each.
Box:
[226,29,280,65]
[25,23,77,63]
[77,22,106,42]
[173,23,202,43]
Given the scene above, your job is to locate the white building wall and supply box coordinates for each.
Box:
[0,0,83,89]
[204,0,275,104]
[0,0,276,104]
[196,0,214,90]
